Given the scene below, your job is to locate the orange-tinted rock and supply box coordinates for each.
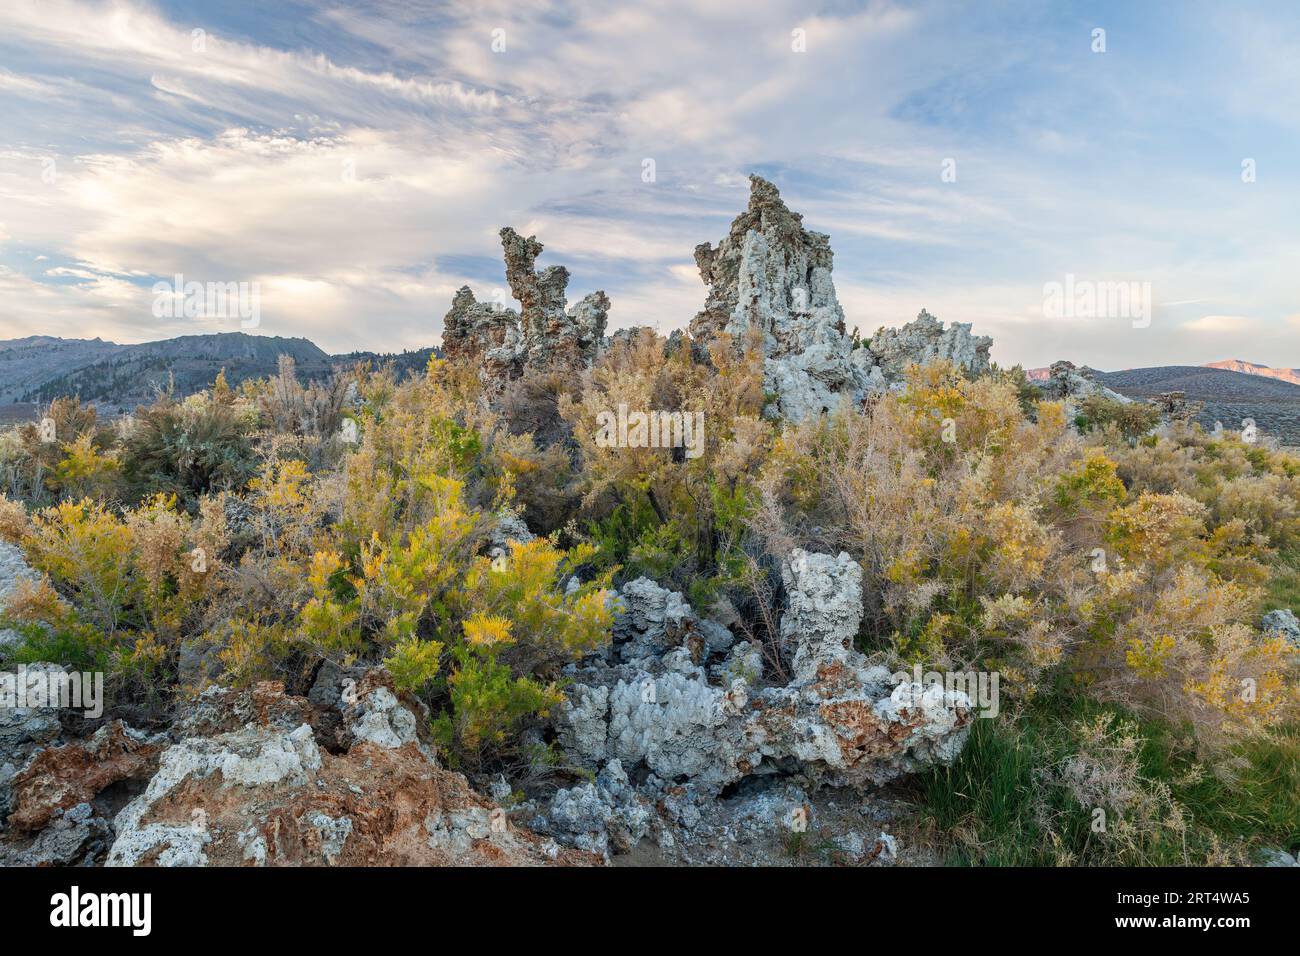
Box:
[8,720,162,833]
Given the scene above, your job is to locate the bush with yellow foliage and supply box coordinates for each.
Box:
[1,339,1297,841]
[756,361,1296,752]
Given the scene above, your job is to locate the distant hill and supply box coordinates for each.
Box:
[330,347,439,381]
[0,332,439,413]
[0,336,128,403]
[1204,359,1300,387]
[1097,365,1300,445]
[1098,365,1300,398]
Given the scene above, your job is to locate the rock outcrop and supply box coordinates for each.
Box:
[1261,608,1300,649]
[1148,390,1204,423]
[866,309,991,382]
[7,720,163,833]
[0,801,116,867]
[0,664,165,866]
[0,662,65,823]
[442,228,610,392]
[690,175,992,421]
[440,287,524,386]
[1,669,595,867]
[104,674,595,867]
[546,550,972,855]
[1039,360,1131,405]
[440,175,993,421]
[0,541,38,651]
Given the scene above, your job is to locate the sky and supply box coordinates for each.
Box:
[0,0,1297,370]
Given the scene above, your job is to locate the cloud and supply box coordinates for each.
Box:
[0,0,1296,371]
[0,67,61,97]
[1183,315,1256,333]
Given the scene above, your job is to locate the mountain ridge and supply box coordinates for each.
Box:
[1204,358,1300,386]
[0,331,437,408]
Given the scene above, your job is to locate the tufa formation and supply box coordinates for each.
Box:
[442,175,993,418]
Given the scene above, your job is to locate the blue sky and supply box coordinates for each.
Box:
[0,0,1297,369]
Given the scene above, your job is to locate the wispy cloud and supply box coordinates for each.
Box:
[0,0,1296,368]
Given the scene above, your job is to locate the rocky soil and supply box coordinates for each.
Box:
[1,667,597,867]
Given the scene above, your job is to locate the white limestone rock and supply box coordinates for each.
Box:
[868,309,992,381]
[692,176,874,422]
[1261,608,1300,649]
[691,176,992,422]
[344,685,419,751]
[556,550,972,799]
[107,722,323,866]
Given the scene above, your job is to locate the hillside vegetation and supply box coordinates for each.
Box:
[1,346,1296,865]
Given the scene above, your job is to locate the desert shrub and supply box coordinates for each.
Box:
[1112,428,1300,548]
[453,538,614,674]
[252,357,361,472]
[354,473,482,645]
[121,389,256,509]
[10,337,1300,833]
[194,436,612,765]
[0,492,228,711]
[480,428,576,535]
[0,398,118,504]
[562,327,772,604]
[333,359,488,548]
[1052,446,1127,516]
[762,365,1078,654]
[1075,394,1160,440]
[497,369,579,451]
[432,642,564,762]
[384,634,443,694]
[54,433,121,502]
[1087,564,1293,748]
[0,494,30,542]
[1211,473,1300,547]
[758,361,1297,749]
[352,475,613,764]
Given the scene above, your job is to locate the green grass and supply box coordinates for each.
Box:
[915,697,1300,866]
[916,715,1052,866]
[1264,547,1300,612]
[1142,719,1300,853]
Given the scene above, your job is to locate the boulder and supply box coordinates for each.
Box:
[1148,391,1203,423]
[1261,608,1300,649]
[0,802,113,866]
[555,550,972,801]
[104,677,596,867]
[7,720,164,833]
[867,309,991,382]
[0,662,66,822]
[1039,360,1130,406]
